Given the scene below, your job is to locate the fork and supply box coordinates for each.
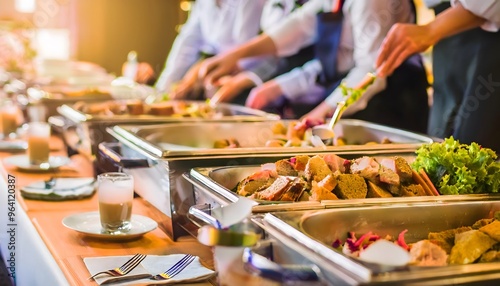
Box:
[88,253,147,280]
[151,254,196,280]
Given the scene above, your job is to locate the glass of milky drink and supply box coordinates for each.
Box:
[26,122,51,167]
[97,173,134,234]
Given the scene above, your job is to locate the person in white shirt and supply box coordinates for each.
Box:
[152,0,269,100]
[199,0,429,133]
[376,0,500,152]
[208,0,315,105]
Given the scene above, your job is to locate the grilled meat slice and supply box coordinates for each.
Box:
[236,169,277,197]
[350,156,380,183]
[252,176,292,201]
[428,226,472,254]
[322,154,347,173]
[280,178,307,201]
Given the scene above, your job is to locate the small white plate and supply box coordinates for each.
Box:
[62,211,158,241]
[3,155,70,172]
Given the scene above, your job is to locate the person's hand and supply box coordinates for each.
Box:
[245,80,283,110]
[300,101,335,122]
[198,51,241,87]
[209,73,255,104]
[121,62,155,84]
[376,23,435,77]
[171,62,203,99]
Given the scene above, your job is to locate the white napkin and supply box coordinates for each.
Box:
[84,254,216,285]
[20,177,95,201]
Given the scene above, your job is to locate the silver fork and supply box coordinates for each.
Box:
[88,253,147,280]
[151,254,196,280]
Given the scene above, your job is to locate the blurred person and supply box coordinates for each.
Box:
[376,0,500,151]
[209,0,316,105]
[200,0,429,133]
[123,0,269,101]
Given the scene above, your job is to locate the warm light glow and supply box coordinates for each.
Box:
[34,29,70,59]
[15,0,36,13]
[180,1,192,12]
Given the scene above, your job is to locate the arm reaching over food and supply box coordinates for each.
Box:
[375,1,487,77]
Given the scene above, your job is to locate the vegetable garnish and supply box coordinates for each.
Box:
[412,137,500,195]
[339,73,376,107]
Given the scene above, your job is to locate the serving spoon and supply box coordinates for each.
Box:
[311,72,377,147]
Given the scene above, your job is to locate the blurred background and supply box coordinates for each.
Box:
[0,0,191,76]
[0,0,433,78]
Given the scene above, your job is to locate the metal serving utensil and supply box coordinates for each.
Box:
[311,72,377,147]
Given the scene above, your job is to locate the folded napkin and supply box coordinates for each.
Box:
[21,177,96,201]
[84,254,216,285]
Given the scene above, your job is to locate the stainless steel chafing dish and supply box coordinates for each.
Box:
[58,101,280,158]
[258,200,500,285]
[103,118,435,240]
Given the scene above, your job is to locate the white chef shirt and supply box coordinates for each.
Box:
[155,0,266,93]
[453,0,500,32]
[266,0,414,115]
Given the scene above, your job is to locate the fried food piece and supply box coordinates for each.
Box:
[449,230,497,265]
[149,102,174,116]
[479,250,500,263]
[366,181,393,198]
[271,121,287,135]
[472,218,495,229]
[479,220,500,241]
[126,100,145,115]
[310,174,338,201]
[280,178,306,201]
[400,184,426,197]
[304,155,332,182]
[428,226,472,254]
[334,174,367,199]
[394,156,413,183]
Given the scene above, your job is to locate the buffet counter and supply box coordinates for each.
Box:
[0,136,214,286]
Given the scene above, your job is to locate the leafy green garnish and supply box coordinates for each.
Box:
[412,137,500,195]
[339,74,376,107]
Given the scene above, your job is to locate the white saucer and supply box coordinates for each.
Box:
[3,155,70,172]
[62,211,158,240]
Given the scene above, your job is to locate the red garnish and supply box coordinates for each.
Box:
[397,229,409,251]
[290,157,297,164]
[332,239,342,249]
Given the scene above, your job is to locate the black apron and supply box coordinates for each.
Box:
[286,0,430,134]
[430,3,500,152]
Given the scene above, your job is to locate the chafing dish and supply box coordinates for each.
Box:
[102,119,437,240]
[107,119,433,158]
[58,101,280,158]
[259,200,500,285]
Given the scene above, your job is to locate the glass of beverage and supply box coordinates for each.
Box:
[97,172,134,234]
[26,122,51,167]
[0,100,21,139]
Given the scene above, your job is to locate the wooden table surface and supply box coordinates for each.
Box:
[0,135,214,285]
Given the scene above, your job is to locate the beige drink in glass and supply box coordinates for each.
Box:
[26,122,51,166]
[0,103,19,138]
[98,173,134,234]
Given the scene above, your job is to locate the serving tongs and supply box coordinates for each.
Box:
[311,72,377,146]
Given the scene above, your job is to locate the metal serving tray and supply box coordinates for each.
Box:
[103,124,431,241]
[58,101,279,157]
[109,119,433,158]
[261,200,500,285]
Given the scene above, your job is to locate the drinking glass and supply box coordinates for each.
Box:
[97,172,134,234]
[26,122,51,167]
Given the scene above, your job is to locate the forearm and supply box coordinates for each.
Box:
[231,34,278,60]
[426,2,487,44]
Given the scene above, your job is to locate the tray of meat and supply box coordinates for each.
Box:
[259,199,500,285]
